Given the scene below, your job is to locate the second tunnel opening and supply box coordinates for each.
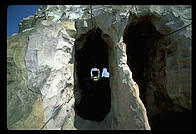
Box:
[123,15,192,129]
[75,28,111,122]
[123,20,163,106]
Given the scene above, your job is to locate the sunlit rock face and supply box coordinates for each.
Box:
[7,5,191,130]
[7,29,45,130]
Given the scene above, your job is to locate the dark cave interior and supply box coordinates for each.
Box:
[75,28,111,122]
[150,110,192,129]
[123,20,162,106]
[123,19,192,129]
[73,18,192,128]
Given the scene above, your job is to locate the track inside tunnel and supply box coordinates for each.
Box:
[75,28,111,122]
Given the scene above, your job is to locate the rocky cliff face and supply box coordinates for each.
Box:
[7,5,191,130]
[7,29,45,130]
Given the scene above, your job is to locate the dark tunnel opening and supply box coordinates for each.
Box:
[124,19,192,129]
[123,20,163,106]
[75,28,111,122]
[150,109,192,129]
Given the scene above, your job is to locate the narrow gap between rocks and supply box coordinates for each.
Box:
[75,28,111,122]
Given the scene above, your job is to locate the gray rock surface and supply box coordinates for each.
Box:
[7,29,45,130]
[7,5,191,130]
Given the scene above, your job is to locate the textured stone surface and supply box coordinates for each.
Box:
[132,5,192,112]
[22,6,151,130]
[24,20,75,130]
[7,5,191,130]
[107,41,150,129]
[123,5,191,128]
[7,30,45,130]
[18,16,35,33]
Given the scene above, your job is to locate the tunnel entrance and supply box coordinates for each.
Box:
[123,20,163,106]
[123,16,192,129]
[75,28,111,122]
[123,18,165,129]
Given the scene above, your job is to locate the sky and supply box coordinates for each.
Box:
[7,5,41,36]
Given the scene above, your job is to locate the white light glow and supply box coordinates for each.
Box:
[102,68,110,77]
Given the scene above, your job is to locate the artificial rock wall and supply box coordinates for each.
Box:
[7,5,191,130]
